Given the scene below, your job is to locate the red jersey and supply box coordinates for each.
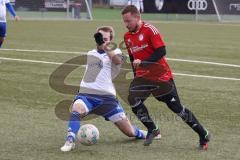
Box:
[124,22,173,82]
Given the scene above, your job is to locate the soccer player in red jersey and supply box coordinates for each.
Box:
[121,5,210,149]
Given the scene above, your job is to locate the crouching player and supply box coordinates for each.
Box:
[61,26,161,152]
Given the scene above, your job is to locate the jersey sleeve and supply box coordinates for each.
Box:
[6,2,16,17]
[147,25,165,49]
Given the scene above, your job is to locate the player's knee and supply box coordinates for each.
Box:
[71,99,88,116]
[127,94,135,105]
[128,95,142,108]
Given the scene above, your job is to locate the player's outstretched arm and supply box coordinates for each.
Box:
[6,2,20,21]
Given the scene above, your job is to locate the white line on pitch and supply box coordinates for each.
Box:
[0,48,87,55]
[1,48,240,68]
[0,57,84,67]
[173,73,240,81]
[167,58,240,68]
[0,56,240,81]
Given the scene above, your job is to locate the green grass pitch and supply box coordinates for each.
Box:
[0,8,240,160]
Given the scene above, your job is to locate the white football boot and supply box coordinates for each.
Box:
[61,132,76,152]
[60,140,76,152]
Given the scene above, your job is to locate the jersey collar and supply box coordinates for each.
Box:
[97,49,105,54]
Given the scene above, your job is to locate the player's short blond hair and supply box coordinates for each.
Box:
[96,26,115,40]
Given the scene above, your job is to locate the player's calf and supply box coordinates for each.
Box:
[114,117,145,139]
[0,37,4,48]
[61,100,87,152]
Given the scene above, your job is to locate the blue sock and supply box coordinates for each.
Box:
[133,125,145,139]
[67,111,81,142]
[0,41,2,48]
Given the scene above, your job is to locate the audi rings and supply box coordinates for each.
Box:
[188,0,208,11]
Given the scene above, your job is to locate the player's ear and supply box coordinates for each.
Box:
[136,14,141,21]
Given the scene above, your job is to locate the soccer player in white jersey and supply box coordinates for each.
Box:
[0,0,19,48]
[128,0,144,12]
[60,26,160,152]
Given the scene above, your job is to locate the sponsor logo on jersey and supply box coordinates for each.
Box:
[138,34,144,41]
[131,44,149,53]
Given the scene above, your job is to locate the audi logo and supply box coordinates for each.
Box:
[188,0,208,11]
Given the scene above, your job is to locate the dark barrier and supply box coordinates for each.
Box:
[144,0,193,13]
[15,0,44,11]
[143,0,240,15]
[215,0,240,15]
[15,0,88,12]
[15,0,68,11]
[143,0,215,14]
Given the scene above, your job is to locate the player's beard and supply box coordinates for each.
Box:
[130,24,139,33]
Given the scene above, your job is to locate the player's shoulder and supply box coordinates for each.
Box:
[87,49,97,55]
[87,49,102,57]
[142,22,160,35]
[87,48,122,56]
[124,31,132,39]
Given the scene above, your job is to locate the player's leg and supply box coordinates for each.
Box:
[114,117,162,140]
[154,79,210,149]
[61,98,90,152]
[114,115,145,139]
[128,78,158,133]
[0,22,6,48]
[102,99,143,139]
[128,77,160,145]
[0,37,4,48]
[67,99,88,141]
[103,102,152,139]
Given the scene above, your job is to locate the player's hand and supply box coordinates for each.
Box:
[103,41,114,52]
[14,16,20,21]
[133,59,141,68]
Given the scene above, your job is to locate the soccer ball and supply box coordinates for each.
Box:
[77,124,99,146]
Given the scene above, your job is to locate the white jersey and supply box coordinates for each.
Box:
[0,0,9,22]
[80,48,123,96]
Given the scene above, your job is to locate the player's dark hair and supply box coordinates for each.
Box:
[96,26,114,40]
[121,5,140,16]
